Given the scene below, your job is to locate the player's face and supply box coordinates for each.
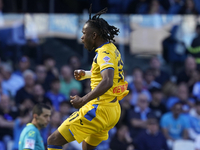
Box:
[37,108,51,129]
[81,23,95,52]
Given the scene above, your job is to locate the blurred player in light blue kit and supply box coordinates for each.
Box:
[19,103,51,150]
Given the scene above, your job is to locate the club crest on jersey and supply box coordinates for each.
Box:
[103,56,110,62]
[103,51,109,54]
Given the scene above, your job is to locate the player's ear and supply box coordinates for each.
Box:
[33,114,38,119]
[92,32,98,40]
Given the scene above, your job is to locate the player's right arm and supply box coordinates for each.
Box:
[70,68,114,109]
[74,70,91,81]
[22,130,37,150]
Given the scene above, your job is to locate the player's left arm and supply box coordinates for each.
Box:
[70,68,114,109]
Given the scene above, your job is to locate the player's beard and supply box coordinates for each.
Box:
[39,123,46,129]
[84,44,93,52]
[84,40,94,52]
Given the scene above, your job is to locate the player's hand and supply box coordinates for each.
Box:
[70,95,86,109]
[74,70,85,81]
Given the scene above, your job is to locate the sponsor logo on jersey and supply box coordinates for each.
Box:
[113,84,128,94]
[24,139,35,149]
[103,56,110,62]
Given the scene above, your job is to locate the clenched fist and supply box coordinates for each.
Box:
[74,70,85,81]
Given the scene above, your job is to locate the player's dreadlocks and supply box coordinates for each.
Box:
[86,4,119,43]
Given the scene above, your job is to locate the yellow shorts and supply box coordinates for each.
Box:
[58,100,121,146]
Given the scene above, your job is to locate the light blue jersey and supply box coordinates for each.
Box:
[19,123,45,150]
[160,112,189,139]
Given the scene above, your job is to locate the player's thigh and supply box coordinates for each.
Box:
[83,102,121,146]
[62,107,102,143]
[82,140,96,150]
[47,130,68,146]
[84,129,109,147]
[48,124,76,146]
[61,102,120,145]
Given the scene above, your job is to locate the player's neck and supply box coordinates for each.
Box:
[31,120,41,130]
[95,39,108,49]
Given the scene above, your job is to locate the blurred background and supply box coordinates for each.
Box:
[0,0,200,150]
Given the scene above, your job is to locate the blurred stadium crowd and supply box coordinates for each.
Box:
[1,0,200,14]
[1,37,200,150]
[1,0,200,150]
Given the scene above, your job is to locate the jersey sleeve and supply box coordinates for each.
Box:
[97,50,115,72]
[23,130,37,150]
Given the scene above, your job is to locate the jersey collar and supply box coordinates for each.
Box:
[95,42,109,52]
[27,123,37,129]
[27,123,33,126]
